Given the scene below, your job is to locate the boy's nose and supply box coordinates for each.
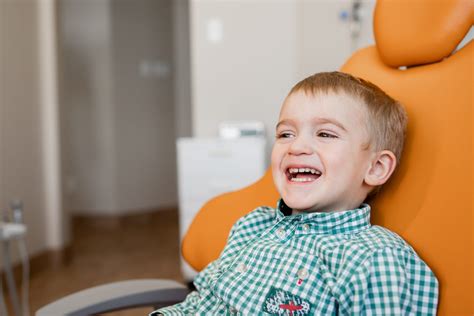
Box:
[288,136,313,155]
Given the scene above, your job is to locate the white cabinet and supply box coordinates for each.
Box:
[176,137,267,280]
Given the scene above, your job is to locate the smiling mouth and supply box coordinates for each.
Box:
[286,167,322,183]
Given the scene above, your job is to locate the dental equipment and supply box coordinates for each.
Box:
[0,200,29,316]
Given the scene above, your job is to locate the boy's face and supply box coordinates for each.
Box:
[271,90,375,213]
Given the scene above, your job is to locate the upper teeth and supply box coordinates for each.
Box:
[288,168,321,175]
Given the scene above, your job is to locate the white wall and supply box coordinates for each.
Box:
[173,0,193,139]
[60,0,119,213]
[112,0,177,212]
[0,0,66,267]
[60,0,177,215]
[190,1,299,140]
[297,0,375,78]
[190,0,375,147]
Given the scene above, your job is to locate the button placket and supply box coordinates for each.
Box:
[236,262,247,273]
[296,267,309,286]
[276,227,286,239]
[297,268,309,280]
[302,223,310,232]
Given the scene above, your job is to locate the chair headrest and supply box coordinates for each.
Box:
[374,0,473,67]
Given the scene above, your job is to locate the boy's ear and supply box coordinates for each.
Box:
[364,150,397,186]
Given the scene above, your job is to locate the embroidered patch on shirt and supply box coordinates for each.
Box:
[263,286,312,315]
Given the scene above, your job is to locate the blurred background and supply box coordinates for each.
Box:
[6,0,468,315]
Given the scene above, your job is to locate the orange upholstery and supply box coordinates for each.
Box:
[343,1,473,314]
[182,0,472,314]
[374,0,473,67]
[182,169,279,271]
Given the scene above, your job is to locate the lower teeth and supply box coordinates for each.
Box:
[291,178,312,182]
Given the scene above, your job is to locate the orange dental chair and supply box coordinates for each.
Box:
[37,0,473,315]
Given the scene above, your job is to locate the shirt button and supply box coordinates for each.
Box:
[302,224,310,232]
[236,263,247,273]
[297,268,309,280]
[276,228,286,238]
[229,306,238,314]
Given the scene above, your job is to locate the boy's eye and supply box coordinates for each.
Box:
[318,132,337,138]
[276,132,294,139]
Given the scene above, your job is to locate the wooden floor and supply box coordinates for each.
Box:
[5,208,184,316]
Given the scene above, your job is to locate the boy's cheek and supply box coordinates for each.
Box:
[270,167,284,192]
[270,149,281,176]
[270,166,285,196]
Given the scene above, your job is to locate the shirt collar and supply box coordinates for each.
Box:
[275,199,371,235]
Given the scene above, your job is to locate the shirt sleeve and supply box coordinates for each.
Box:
[347,247,439,315]
[149,290,201,316]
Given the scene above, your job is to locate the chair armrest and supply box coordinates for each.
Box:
[35,279,189,316]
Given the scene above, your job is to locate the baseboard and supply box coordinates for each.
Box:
[71,205,178,217]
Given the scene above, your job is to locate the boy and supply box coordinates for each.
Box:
[152,72,438,315]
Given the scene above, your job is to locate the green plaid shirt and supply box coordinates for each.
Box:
[152,201,438,315]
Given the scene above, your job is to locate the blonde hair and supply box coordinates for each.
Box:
[290,71,407,163]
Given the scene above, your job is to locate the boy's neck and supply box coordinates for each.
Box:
[279,199,367,216]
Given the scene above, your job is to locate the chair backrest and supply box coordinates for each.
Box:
[182,1,473,314]
[182,169,279,271]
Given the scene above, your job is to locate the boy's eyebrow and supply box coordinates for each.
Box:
[313,117,348,132]
[276,118,347,132]
[275,119,294,130]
